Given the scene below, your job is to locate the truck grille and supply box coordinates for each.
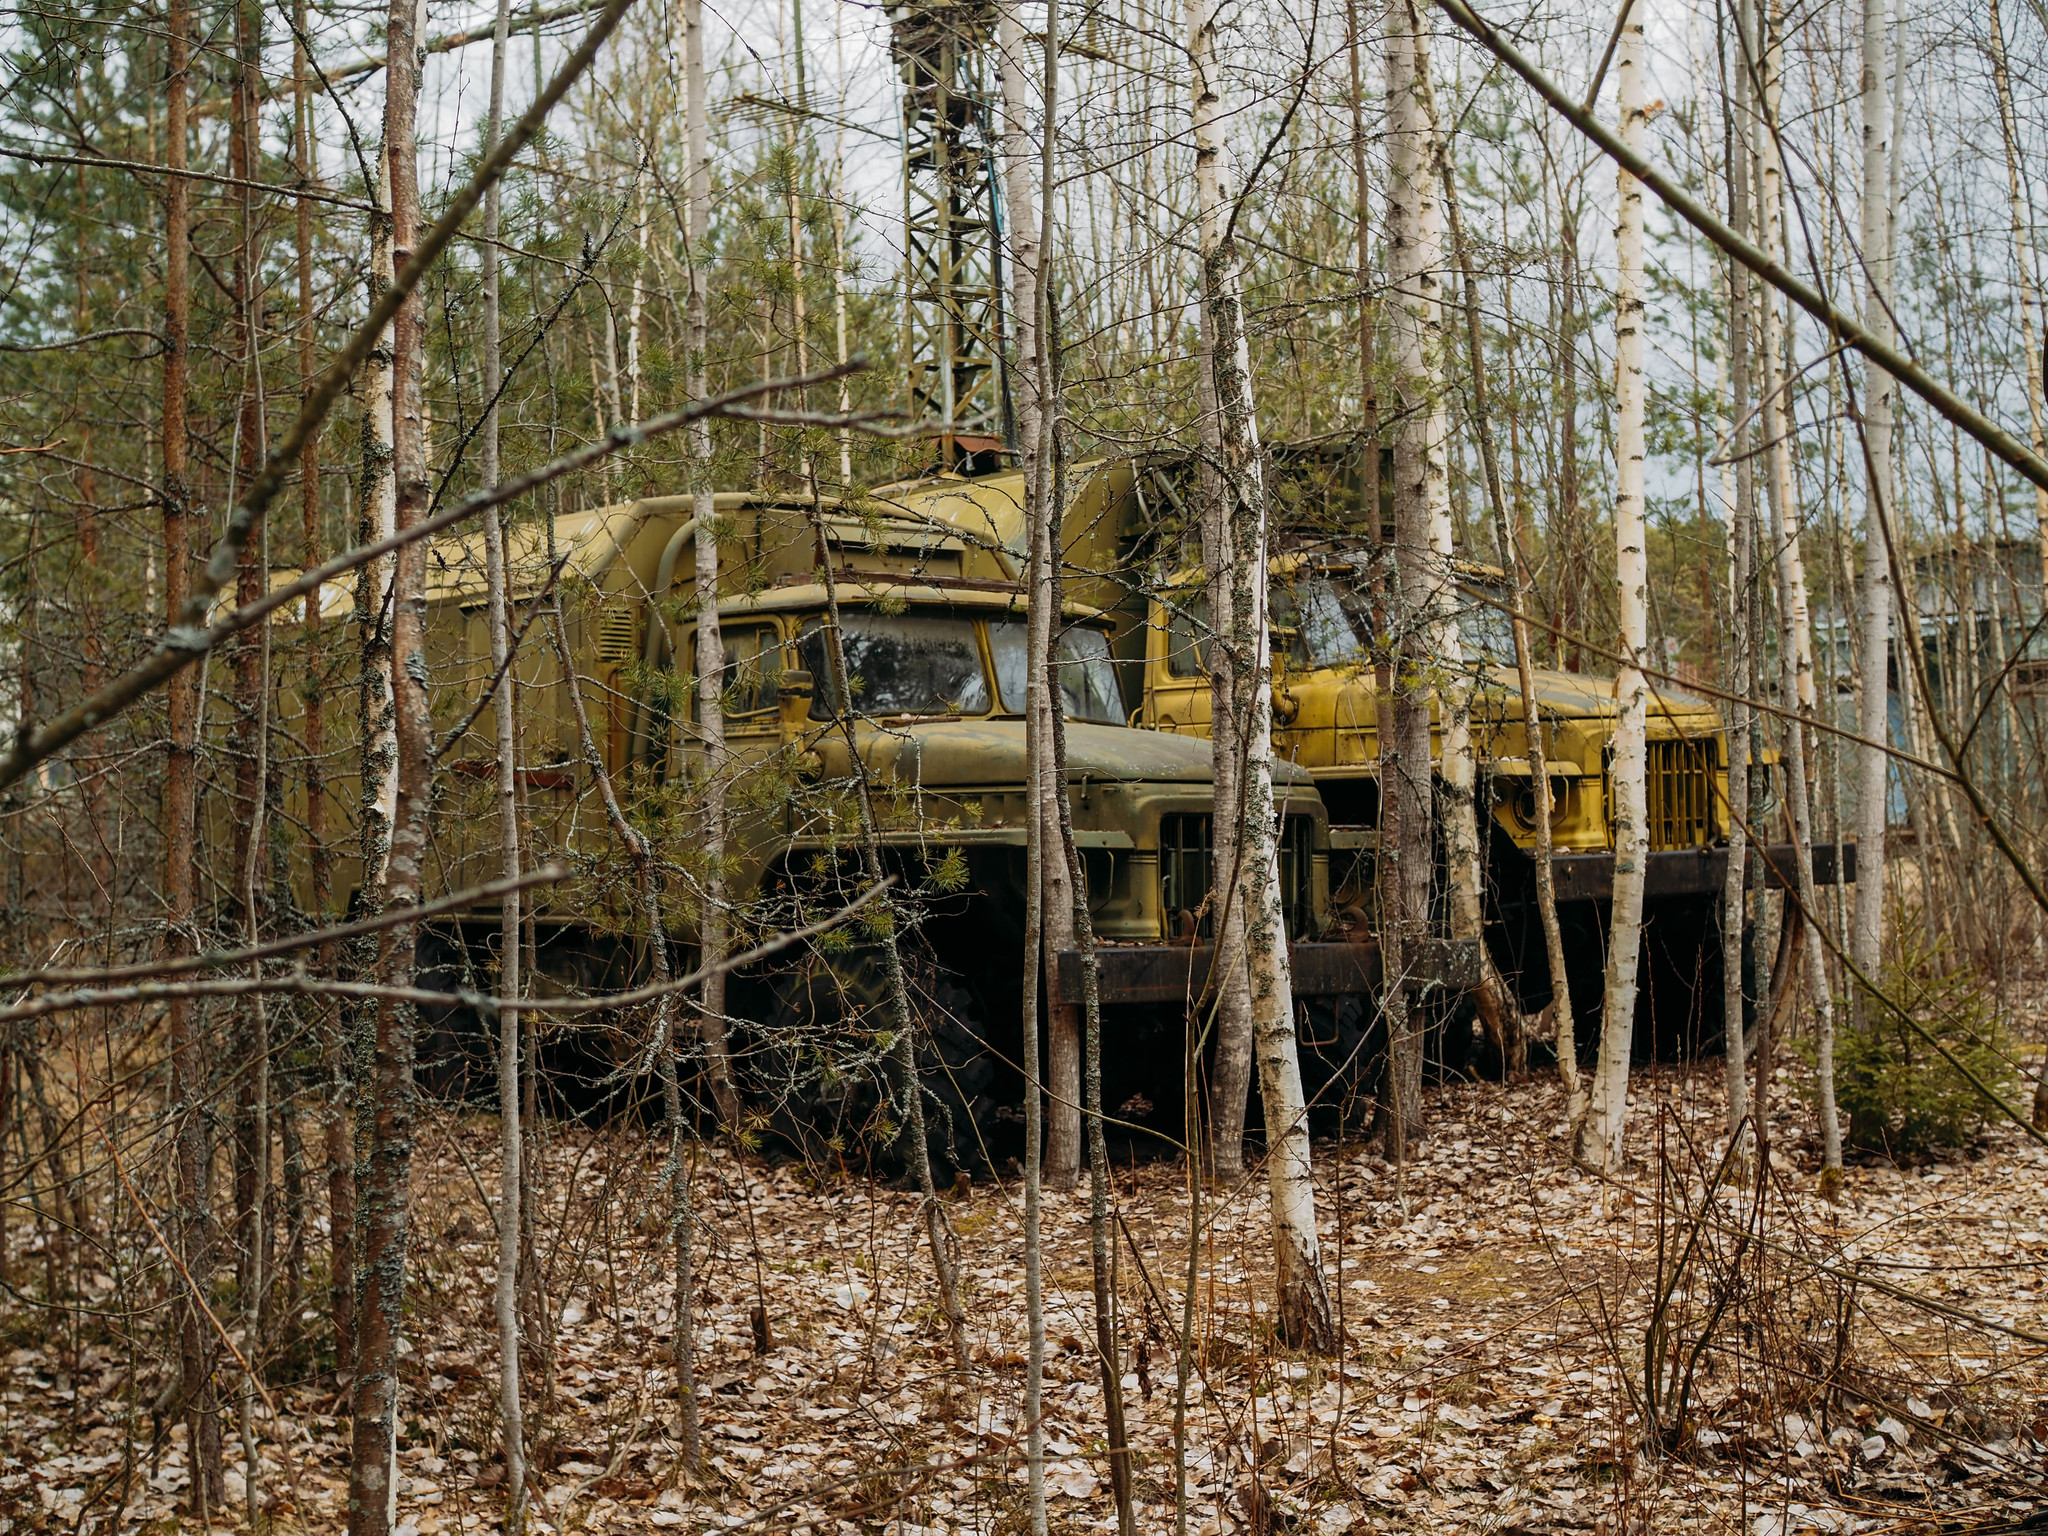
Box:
[1644,737,1717,849]
[1159,813,1315,940]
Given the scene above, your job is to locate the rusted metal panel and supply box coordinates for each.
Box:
[1549,842,1857,903]
[1056,937,1480,1005]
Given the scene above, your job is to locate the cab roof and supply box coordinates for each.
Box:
[718,577,1111,626]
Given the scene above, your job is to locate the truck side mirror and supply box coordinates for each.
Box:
[778,668,815,728]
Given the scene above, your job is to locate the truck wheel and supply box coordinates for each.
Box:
[1561,897,1744,1064]
[752,946,999,1178]
[1425,990,1481,1083]
[413,927,493,1102]
[1296,996,1373,1136]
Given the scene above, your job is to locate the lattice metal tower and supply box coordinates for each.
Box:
[888,0,1013,467]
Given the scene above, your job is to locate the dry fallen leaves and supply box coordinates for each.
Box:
[3,1064,2043,1535]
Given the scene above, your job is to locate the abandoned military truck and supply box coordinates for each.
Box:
[306,473,1392,1166]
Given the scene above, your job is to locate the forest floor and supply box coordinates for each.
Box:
[4,1063,2046,1535]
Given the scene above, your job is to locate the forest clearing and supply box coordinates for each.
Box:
[5,0,2048,1527]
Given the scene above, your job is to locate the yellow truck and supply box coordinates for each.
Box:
[1130,501,1852,1066]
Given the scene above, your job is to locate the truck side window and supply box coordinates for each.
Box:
[1165,593,1210,678]
[713,622,783,720]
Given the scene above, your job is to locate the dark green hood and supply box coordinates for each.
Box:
[818,718,1314,790]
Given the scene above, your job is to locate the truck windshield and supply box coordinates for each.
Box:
[1277,579,1367,668]
[987,620,1125,723]
[797,613,993,717]
[1457,587,1516,663]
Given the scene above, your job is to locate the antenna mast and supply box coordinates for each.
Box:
[889,0,1013,469]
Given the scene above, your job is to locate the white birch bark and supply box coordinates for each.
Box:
[996,5,1081,1189]
[1191,298,1257,1181]
[1986,1,2048,938]
[997,5,1055,1519]
[1189,0,1333,1351]
[1721,30,1757,1148]
[1409,55,1485,1027]
[1575,19,1648,1173]
[478,0,527,1520]
[359,159,399,888]
[1755,5,1841,1175]
[1381,0,1438,1144]
[1853,0,1894,1019]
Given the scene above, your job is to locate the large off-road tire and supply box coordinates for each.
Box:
[412,927,494,1101]
[1295,994,1374,1136]
[747,945,1000,1178]
[1551,896,1744,1064]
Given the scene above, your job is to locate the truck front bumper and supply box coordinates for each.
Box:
[1054,937,1480,1007]
[1548,841,1856,903]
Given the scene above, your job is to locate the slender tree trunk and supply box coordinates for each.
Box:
[162,0,221,1505]
[290,0,352,1384]
[544,605,704,1473]
[1020,275,1053,1536]
[1721,8,1757,1148]
[1382,0,1440,1150]
[1554,210,1583,672]
[1406,63,1492,1073]
[997,2,1080,1190]
[1188,286,1253,1181]
[349,0,429,1525]
[479,0,528,1520]
[1752,5,1841,1178]
[227,24,271,1478]
[1853,0,1893,1028]
[1034,26,1082,1196]
[358,136,400,900]
[1576,19,1648,1172]
[1190,0,1333,1352]
[1045,420,1134,1533]
[798,511,972,1375]
[682,0,741,1134]
[1440,156,1534,1081]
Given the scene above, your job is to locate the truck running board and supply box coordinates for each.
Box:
[1549,841,1857,903]
[1054,937,1481,1008]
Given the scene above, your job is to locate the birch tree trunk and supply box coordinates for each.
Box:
[1381,0,1441,1149]
[1985,0,2046,660]
[479,0,528,1519]
[687,0,741,1132]
[1853,0,1894,1026]
[1440,157,1537,1082]
[1408,60,1492,1072]
[1195,331,1255,1182]
[996,4,1080,1189]
[1189,0,1334,1352]
[1721,13,1758,1147]
[1575,17,1648,1172]
[349,0,429,1525]
[1754,4,1841,1178]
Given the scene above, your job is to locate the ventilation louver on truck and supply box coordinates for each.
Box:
[1605,736,1719,851]
[1159,812,1316,941]
[594,599,641,664]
